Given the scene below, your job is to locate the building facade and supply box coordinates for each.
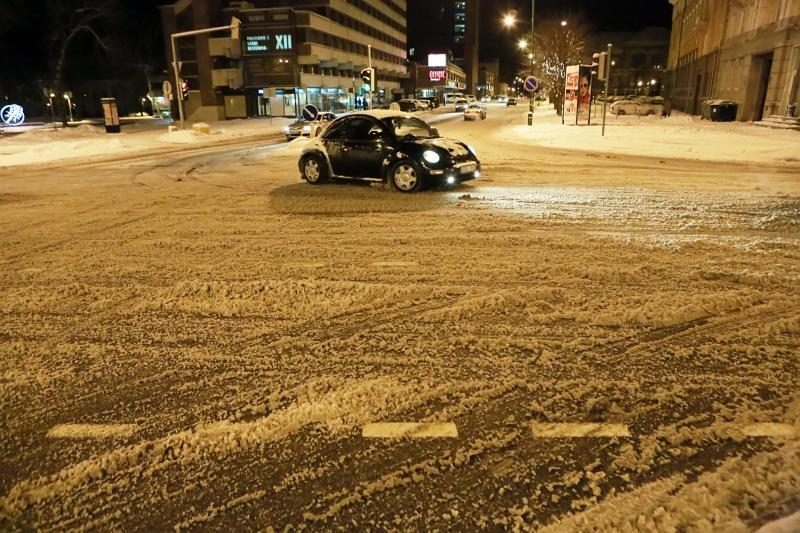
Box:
[406,0,480,93]
[586,28,670,97]
[668,0,800,121]
[405,53,466,99]
[160,0,408,120]
[478,60,499,97]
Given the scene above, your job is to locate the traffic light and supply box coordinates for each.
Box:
[360,68,372,84]
[180,79,189,100]
[593,52,608,81]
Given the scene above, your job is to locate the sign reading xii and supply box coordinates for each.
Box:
[245,33,293,54]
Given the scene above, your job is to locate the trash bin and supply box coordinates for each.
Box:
[700,99,716,120]
[709,100,737,122]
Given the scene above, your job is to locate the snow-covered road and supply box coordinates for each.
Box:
[1,106,798,531]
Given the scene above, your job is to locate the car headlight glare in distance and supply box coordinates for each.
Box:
[422,150,440,164]
[283,126,290,133]
[302,125,311,133]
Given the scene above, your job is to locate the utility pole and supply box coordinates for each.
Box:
[602,43,613,137]
[170,17,241,129]
[368,44,374,109]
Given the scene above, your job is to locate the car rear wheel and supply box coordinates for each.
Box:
[390,161,423,193]
[645,109,656,116]
[301,154,328,185]
[617,109,626,116]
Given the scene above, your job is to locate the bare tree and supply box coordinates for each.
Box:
[521,16,588,116]
[46,0,115,123]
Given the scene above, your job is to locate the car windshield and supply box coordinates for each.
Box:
[468,104,481,109]
[388,116,435,139]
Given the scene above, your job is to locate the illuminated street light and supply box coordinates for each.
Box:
[518,38,528,50]
[650,79,657,85]
[502,13,516,27]
[561,20,568,26]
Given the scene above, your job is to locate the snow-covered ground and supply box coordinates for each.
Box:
[0,106,798,530]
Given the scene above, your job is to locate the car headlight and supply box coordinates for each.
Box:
[302,125,311,133]
[467,144,477,157]
[282,126,290,133]
[422,150,440,164]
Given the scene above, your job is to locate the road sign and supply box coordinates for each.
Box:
[162,80,173,97]
[524,76,540,93]
[302,104,319,121]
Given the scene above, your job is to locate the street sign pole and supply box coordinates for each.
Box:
[602,43,613,137]
[367,44,373,110]
[170,18,241,129]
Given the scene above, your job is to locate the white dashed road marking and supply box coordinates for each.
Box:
[47,424,139,439]
[362,422,458,438]
[531,423,631,438]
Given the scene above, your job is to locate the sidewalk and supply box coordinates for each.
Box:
[502,105,799,165]
[0,117,295,168]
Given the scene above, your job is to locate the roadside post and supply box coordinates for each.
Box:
[524,75,539,126]
[601,44,613,137]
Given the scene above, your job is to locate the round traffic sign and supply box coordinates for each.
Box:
[524,76,540,93]
[0,104,25,126]
[162,80,173,97]
[302,104,319,121]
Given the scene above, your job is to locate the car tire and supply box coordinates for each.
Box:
[389,160,424,193]
[617,109,626,116]
[300,154,328,185]
[646,110,656,116]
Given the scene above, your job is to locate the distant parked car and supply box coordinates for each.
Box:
[464,103,487,121]
[498,96,508,103]
[283,112,337,140]
[397,99,419,112]
[506,97,517,106]
[464,94,477,103]
[610,99,663,116]
[419,96,440,108]
[413,99,431,111]
[454,98,469,112]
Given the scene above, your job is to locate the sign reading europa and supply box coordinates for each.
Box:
[245,33,293,54]
[428,69,446,82]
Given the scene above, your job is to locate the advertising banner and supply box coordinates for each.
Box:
[564,65,592,125]
[564,65,579,123]
[577,65,593,124]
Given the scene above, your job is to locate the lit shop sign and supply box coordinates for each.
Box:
[428,53,447,67]
[245,33,293,53]
[429,69,446,82]
[0,104,25,126]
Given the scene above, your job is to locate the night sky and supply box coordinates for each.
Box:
[409,0,673,79]
[2,0,672,87]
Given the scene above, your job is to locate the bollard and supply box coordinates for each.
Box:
[527,112,533,126]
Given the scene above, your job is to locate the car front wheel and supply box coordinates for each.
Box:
[389,161,423,193]
[616,109,626,116]
[301,154,328,185]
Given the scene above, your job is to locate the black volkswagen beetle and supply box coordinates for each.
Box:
[298,110,481,192]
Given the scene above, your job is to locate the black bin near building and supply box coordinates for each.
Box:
[705,100,738,122]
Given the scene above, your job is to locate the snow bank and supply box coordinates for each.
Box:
[500,109,799,164]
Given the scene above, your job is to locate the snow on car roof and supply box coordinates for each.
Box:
[347,110,416,120]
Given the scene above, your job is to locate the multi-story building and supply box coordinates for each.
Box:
[478,60,499,98]
[668,0,800,121]
[407,0,480,93]
[405,51,466,100]
[586,28,670,97]
[160,0,408,120]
